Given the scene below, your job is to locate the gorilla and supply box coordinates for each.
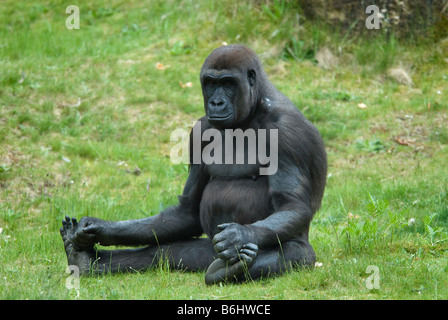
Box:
[60,44,327,284]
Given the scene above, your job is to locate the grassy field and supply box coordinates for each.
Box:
[1,0,447,300]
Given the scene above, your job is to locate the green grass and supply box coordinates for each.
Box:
[1,0,448,300]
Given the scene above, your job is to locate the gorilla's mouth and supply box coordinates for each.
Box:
[207,114,233,129]
[208,114,232,120]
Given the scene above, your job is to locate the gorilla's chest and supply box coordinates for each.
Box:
[199,124,275,178]
[206,162,260,179]
[199,177,273,238]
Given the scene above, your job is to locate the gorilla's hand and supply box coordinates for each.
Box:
[61,216,94,250]
[212,223,257,264]
[72,216,114,247]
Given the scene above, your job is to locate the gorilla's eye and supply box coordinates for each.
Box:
[222,79,235,89]
[204,80,218,95]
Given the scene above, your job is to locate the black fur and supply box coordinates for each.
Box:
[60,45,327,284]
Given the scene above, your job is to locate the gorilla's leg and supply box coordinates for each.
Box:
[205,238,315,285]
[205,243,258,285]
[60,217,216,274]
[91,239,217,274]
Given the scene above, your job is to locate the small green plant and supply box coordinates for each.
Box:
[341,194,408,253]
[423,212,448,246]
[341,214,378,253]
[0,164,10,174]
[355,138,387,153]
[169,40,193,56]
[283,36,316,61]
[261,0,288,22]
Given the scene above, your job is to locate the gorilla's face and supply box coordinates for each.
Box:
[200,46,258,129]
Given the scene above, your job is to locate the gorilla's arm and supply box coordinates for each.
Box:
[74,164,207,247]
[253,162,312,246]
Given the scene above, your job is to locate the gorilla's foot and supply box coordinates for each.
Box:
[205,243,258,285]
[60,216,96,275]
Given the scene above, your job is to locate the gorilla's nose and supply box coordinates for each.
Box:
[210,98,226,108]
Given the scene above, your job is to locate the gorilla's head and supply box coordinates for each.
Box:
[200,45,267,129]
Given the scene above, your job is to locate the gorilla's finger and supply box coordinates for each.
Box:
[217,223,232,231]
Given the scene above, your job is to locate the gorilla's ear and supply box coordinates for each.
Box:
[247,69,256,86]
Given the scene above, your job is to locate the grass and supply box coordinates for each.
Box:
[1,0,448,300]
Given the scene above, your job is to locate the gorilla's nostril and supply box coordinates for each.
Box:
[211,99,225,107]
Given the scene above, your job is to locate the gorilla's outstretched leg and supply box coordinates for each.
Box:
[60,216,217,274]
